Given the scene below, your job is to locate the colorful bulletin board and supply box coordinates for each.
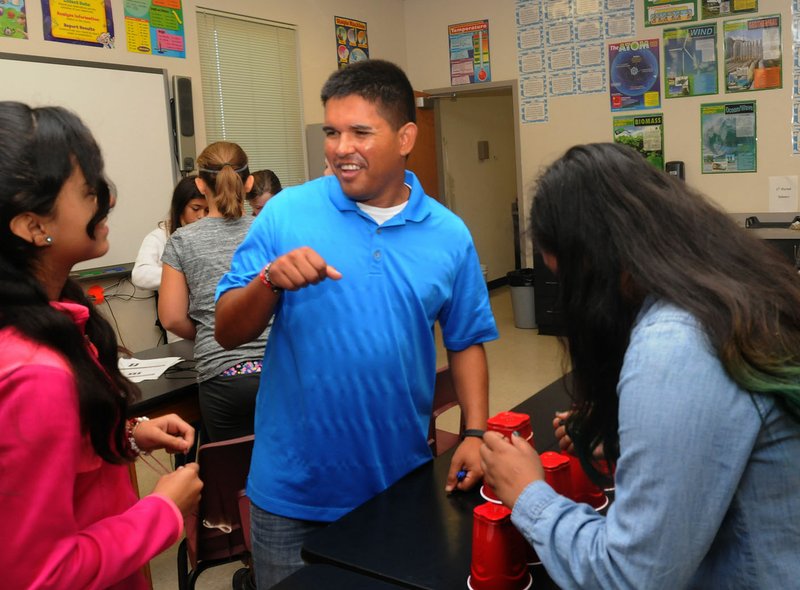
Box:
[335,16,368,69]
[644,0,696,27]
[448,19,491,86]
[664,23,718,98]
[608,38,661,111]
[613,113,665,169]
[0,1,27,39]
[700,101,757,173]
[42,0,114,48]
[723,15,781,93]
[125,0,185,58]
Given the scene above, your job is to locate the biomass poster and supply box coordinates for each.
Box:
[664,24,718,98]
[700,101,756,173]
[700,0,757,20]
[448,20,491,86]
[42,0,114,47]
[335,16,368,69]
[124,0,186,58]
[1,1,27,39]
[608,39,661,111]
[724,15,781,93]
[613,113,665,169]
[644,1,696,27]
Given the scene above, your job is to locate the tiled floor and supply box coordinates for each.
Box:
[137,285,565,589]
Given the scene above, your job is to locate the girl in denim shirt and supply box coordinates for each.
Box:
[481,143,800,589]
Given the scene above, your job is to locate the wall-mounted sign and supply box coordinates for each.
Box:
[448,19,491,86]
[700,101,757,173]
[608,38,661,111]
[1,0,28,39]
[124,0,186,58]
[335,16,368,69]
[42,0,114,48]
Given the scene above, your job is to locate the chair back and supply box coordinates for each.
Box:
[186,434,254,566]
[428,366,465,456]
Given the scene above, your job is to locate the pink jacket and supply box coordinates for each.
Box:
[0,302,182,589]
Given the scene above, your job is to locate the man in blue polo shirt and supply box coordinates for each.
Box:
[215,59,498,588]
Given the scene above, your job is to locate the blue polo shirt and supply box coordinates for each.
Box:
[216,171,498,521]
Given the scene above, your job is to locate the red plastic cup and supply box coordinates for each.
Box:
[468,502,532,590]
[540,451,572,497]
[565,452,607,510]
[481,412,534,504]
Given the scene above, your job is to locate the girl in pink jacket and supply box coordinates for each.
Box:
[0,101,203,589]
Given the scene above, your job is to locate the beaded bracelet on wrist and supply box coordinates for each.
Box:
[127,416,150,455]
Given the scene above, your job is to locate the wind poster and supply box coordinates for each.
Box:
[664,23,718,98]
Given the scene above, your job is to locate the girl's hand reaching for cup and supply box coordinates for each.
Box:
[479,431,544,509]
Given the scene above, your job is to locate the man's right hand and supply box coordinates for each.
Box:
[269,246,342,291]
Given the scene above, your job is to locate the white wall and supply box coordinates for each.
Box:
[403,0,796,266]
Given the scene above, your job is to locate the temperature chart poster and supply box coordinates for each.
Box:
[448,19,491,86]
[608,38,661,111]
[335,16,369,70]
[124,0,185,58]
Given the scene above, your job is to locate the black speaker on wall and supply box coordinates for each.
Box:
[172,76,196,173]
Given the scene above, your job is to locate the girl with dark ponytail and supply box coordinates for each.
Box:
[0,101,202,589]
[159,141,268,444]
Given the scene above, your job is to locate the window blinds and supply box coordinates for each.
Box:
[197,10,306,186]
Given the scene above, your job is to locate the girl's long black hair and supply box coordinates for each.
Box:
[0,102,139,463]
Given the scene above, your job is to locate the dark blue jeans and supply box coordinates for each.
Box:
[249,502,326,588]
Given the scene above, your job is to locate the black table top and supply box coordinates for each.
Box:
[272,564,403,589]
[302,375,574,590]
[128,339,198,417]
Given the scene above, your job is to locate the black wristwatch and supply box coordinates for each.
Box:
[462,429,486,439]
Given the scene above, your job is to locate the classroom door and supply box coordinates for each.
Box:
[407,91,440,201]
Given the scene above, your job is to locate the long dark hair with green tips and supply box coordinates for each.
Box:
[530,142,800,483]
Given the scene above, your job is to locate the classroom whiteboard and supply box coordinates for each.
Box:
[0,53,178,271]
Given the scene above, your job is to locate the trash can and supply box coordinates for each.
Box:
[506,268,536,329]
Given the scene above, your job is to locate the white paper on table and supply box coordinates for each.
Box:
[118,356,184,383]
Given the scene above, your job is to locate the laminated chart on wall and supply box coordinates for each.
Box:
[124,0,186,58]
[700,0,758,20]
[723,15,782,93]
[43,0,115,48]
[608,38,661,111]
[515,0,635,125]
[612,113,664,168]
[644,0,697,27]
[335,16,368,70]
[664,23,718,98]
[793,0,800,154]
[448,20,491,86]
[0,0,28,39]
[700,101,756,173]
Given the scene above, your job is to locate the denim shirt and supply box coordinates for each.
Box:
[511,299,800,589]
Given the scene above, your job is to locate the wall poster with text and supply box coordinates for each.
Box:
[664,23,718,98]
[613,113,665,169]
[335,16,368,69]
[42,0,114,47]
[608,38,661,111]
[724,15,781,93]
[448,19,491,86]
[700,101,756,173]
[1,1,27,39]
[700,0,757,20]
[124,0,185,58]
[645,1,696,27]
